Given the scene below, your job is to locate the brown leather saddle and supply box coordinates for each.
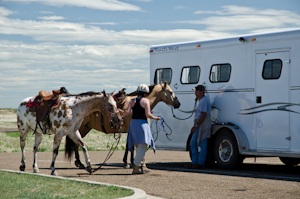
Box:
[27,87,69,134]
[113,88,127,109]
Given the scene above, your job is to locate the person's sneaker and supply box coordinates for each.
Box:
[132,164,143,174]
[132,164,151,174]
[141,165,151,173]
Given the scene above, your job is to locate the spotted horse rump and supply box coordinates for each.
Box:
[17,91,122,175]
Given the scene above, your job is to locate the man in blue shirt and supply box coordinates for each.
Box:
[185,85,211,169]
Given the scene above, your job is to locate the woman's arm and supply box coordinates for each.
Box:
[123,98,135,116]
[141,98,161,120]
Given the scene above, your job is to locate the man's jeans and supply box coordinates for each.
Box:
[190,127,208,165]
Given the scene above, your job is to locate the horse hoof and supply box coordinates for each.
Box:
[79,164,86,169]
[75,160,81,167]
[75,161,85,169]
[19,165,25,171]
[51,171,58,176]
[33,168,39,173]
[123,163,131,169]
[86,166,93,174]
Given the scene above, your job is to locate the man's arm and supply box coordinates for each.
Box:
[191,112,207,134]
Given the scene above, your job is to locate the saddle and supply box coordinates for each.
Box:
[113,88,127,109]
[26,87,68,134]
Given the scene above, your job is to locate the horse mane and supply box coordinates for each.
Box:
[63,91,102,97]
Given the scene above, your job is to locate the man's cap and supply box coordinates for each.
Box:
[192,85,205,92]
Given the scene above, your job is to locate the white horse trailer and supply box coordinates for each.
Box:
[149,28,300,169]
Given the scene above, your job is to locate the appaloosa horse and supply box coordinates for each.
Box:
[17,91,122,175]
[65,81,181,168]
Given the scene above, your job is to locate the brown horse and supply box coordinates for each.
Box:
[65,82,181,168]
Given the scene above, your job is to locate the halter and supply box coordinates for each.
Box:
[102,99,120,122]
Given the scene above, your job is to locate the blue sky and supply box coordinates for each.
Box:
[1,0,300,108]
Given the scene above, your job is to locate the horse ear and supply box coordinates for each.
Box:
[162,81,167,90]
[111,91,114,95]
[103,90,107,96]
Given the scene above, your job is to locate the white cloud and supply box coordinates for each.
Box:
[86,22,119,26]
[3,0,143,11]
[0,41,151,107]
[0,6,14,16]
[36,11,54,14]
[180,5,300,31]
[38,15,65,20]
[0,9,232,44]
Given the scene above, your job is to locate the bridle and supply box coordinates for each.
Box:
[101,98,121,126]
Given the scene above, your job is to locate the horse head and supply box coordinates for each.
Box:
[150,81,181,109]
[102,90,123,127]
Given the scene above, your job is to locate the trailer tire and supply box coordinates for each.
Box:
[214,131,243,169]
[279,157,300,166]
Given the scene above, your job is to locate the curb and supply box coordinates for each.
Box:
[1,169,147,199]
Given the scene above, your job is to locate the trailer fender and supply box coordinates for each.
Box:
[211,124,250,154]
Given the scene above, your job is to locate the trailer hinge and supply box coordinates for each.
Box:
[285,136,291,141]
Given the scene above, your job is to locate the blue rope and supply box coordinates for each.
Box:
[151,116,172,141]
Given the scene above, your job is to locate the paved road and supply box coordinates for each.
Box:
[0,150,300,199]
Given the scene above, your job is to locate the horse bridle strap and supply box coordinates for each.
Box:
[102,100,119,121]
[100,112,107,134]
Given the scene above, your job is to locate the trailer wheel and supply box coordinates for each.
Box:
[279,157,300,166]
[214,131,243,169]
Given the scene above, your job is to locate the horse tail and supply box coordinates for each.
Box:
[65,135,75,161]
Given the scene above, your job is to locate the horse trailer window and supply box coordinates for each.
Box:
[181,66,200,84]
[210,64,231,83]
[262,59,282,79]
[154,68,172,84]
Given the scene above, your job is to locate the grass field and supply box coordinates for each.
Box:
[0,129,128,153]
[0,170,133,199]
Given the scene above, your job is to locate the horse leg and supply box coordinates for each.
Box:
[68,131,92,174]
[33,132,43,173]
[19,129,28,171]
[74,126,91,169]
[123,143,130,168]
[50,132,64,176]
[74,144,85,169]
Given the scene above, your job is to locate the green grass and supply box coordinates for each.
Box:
[0,171,134,199]
[0,130,127,153]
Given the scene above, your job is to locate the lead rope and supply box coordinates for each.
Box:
[88,132,122,174]
[168,98,197,120]
[151,116,172,141]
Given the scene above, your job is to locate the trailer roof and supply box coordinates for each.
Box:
[150,28,300,52]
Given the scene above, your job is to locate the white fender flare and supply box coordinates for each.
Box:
[211,124,250,153]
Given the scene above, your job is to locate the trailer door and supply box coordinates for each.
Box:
[255,51,290,150]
